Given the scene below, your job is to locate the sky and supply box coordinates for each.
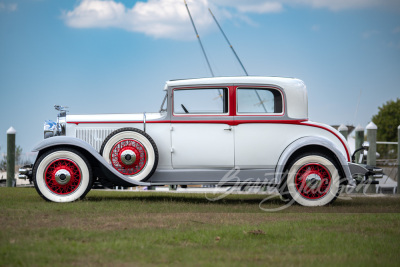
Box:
[0,0,399,158]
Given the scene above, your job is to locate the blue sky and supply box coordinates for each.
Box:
[0,0,399,157]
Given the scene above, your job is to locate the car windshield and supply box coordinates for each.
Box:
[159,92,168,113]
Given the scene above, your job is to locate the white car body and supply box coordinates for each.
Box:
[29,76,368,205]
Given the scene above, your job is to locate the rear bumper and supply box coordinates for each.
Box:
[348,162,383,185]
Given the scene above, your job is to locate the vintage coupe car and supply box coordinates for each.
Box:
[21,76,378,206]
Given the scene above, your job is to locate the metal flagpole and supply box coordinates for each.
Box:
[208,8,266,112]
[209,8,248,76]
[184,0,214,77]
[208,8,268,112]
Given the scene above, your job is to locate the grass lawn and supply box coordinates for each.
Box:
[1,188,400,266]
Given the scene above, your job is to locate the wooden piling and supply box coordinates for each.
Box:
[355,125,364,163]
[397,125,400,194]
[338,124,348,140]
[6,127,16,187]
[366,122,377,193]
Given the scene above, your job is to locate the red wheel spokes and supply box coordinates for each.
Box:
[295,163,331,200]
[45,159,81,195]
[110,139,147,175]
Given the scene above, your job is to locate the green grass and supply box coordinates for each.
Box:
[1,188,400,266]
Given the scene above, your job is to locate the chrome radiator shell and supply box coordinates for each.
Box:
[75,128,117,152]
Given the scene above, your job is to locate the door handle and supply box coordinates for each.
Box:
[224,127,232,131]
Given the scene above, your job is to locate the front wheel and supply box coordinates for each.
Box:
[283,154,341,206]
[33,148,93,202]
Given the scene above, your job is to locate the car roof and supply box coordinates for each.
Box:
[165,76,308,120]
[165,76,305,89]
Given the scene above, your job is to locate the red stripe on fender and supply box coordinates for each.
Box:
[300,122,351,162]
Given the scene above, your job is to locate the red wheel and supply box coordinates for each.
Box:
[285,154,340,206]
[45,159,81,195]
[294,163,331,200]
[110,139,147,175]
[33,148,93,202]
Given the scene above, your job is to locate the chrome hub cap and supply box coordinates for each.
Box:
[45,159,81,195]
[54,169,71,185]
[295,163,331,200]
[120,149,137,166]
[305,174,322,190]
[110,139,147,175]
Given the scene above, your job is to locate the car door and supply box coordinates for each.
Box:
[234,86,285,168]
[171,87,234,169]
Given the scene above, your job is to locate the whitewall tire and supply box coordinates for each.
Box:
[100,128,158,182]
[285,154,341,207]
[33,148,92,203]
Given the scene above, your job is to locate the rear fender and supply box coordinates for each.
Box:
[275,136,356,186]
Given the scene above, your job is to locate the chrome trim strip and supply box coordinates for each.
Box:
[143,112,146,133]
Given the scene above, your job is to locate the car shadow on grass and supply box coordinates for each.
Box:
[84,191,400,213]
[86,193,282,205]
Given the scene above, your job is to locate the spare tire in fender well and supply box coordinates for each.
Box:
[100,127,159,182]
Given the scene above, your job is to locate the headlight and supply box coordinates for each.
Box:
[44,120,57,138]
[43,105,68,139]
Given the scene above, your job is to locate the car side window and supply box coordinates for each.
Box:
[174,88,228,114]
[237,88,283,114]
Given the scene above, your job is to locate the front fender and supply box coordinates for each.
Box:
[274,136,356,186]
[33,136,151,187]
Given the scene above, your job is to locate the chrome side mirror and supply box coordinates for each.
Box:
[351,141,370,163]
[362,141,369,151]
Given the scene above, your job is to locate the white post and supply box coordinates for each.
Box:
[338,124,348,140]
[366,122,377,166]
[366,122,377,193]
[355,125,364,163]
[397,125,400,194]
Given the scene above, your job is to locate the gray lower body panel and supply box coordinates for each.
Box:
[149,168,276,185]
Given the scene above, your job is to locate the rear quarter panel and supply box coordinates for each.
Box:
[234,121,349,169]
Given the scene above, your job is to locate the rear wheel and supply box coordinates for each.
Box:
[283,153,341,206]
[33,148,93,202]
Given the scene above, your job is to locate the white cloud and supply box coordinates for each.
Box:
[0,2,18,12]
[64,0,126,28]
[8,3,17,11]
[286,0,400,11]
[62,0,400,39]
[236,2,283,14]
[63,0,213,39]
[291,0,379,11]
[214,0,400,12]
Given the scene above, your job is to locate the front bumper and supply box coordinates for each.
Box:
[18,164,33,181]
